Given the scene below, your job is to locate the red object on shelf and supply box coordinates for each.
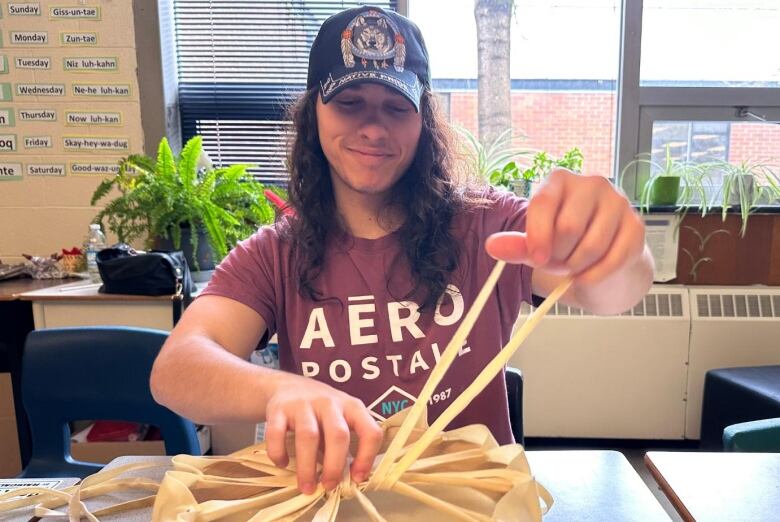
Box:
[86,421,147,442]
[264,189,295,217]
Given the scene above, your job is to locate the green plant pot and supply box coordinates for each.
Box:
[649,176,681,206]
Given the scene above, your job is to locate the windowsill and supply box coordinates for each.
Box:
[632,204,780,215]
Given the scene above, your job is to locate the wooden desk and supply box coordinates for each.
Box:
[645,451,780,521]
[0,278,78,301]
[8,450,671,521]
[19,280,183,330]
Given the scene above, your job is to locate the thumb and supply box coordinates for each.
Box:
[485,232,532,265]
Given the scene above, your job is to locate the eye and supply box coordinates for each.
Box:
[334,98,361,110]
[386,103,412,115]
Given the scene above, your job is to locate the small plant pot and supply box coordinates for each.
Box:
[727,174,755,206]
[154,225,216,281]
[649,176,681,206]
[511,179,532,198]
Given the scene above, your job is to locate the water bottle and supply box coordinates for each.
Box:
[85,223,107,283]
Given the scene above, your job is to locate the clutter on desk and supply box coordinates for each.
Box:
[0,253,85,281]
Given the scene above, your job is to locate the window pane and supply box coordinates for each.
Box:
[652,121,780,165]
[651,122,729,166]
[195,120,292,184]
[641,1,780,87]
[651,120,780,203]
[410,0,620,177]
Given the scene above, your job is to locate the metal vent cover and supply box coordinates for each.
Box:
[521,293,685,317]
[696,293,780,318]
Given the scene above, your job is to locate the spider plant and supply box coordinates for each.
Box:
[715,159,780,237]
[621,145,715,216]
[456,127,533,190]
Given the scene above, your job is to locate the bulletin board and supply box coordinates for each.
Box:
[0,0,143,181]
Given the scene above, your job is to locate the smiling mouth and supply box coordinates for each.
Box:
[348,148,392,158]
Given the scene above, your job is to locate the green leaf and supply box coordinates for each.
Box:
[156,137,176,183]
[178,135,203,192]
[502,161,516,174]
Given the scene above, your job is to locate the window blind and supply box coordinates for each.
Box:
[174,1,397,184]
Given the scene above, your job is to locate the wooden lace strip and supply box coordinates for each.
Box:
[351,485,387,522]
[391,480,492,522]
[386,278,573,485]
[370,261,508,489]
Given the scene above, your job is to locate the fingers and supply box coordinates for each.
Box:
[550,179,598,261]
[318,402,351,491]
[564,197,624,274]
[522,170,643,281]
[292,408,320,494]
[485,232,531,264]
[265,407,290,469]
[345,399,383,484]
[526,169,565,265]
[577,210,645,285]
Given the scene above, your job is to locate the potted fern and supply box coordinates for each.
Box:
[91,135,275,277]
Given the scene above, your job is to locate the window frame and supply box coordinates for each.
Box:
[616,0,780,202]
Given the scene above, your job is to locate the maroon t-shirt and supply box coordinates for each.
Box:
[200,190,532,444]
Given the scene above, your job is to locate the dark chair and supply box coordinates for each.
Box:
[20,326,200,478]
[700,365,780,450]
[505,366,524,445]
[723,418,780,452]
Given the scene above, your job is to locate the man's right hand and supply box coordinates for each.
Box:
[264,373,384,494]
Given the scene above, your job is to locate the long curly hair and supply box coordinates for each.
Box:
[284,87,481,311]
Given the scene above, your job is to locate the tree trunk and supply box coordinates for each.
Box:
[475,0,512,147]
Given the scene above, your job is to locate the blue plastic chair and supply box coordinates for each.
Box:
[723,417,780,452]
[20,326,200,478]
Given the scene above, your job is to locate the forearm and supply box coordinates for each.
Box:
[150,334,284,425]
[570,245,655,316]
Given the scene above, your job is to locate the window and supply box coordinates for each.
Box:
[169,0,779,201]
[173,0,397,184]
[410,0,621,178]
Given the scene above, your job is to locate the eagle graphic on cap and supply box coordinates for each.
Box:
[340,9,406,72]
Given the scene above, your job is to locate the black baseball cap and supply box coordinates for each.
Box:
[307,5,431,112]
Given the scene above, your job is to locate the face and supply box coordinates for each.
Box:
[316,83,423,199]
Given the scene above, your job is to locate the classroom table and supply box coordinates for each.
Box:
[645,451,780,522]
[5,450,670,521]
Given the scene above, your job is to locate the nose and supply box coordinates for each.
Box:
[357,106,390,142]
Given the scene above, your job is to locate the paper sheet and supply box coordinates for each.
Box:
[642,214,680,282]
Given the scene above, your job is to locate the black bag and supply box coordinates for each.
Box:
[96,244,193,322]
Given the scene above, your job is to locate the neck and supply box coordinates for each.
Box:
[332,183,403,240]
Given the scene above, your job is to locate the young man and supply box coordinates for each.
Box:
[151,6,653,496]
